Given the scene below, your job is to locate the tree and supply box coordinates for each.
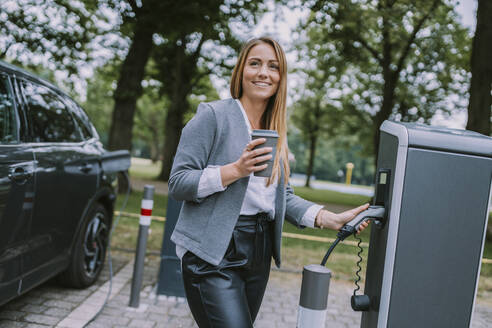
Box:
[466,0,492,136]
[106,0,266,180]
[0,0,106,78]
[288,126,375,185]
[151,1,266,181]
[83,61,121,145]
[291,23,375,186]
[291,73,334,187]
[134,81,168,162]
[106,0,162,151]
[304,0,471,157]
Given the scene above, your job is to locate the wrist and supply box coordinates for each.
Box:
[220,162,243,187]
[315,209,327,229]
[332,214,344,230]
[317,209,342,231]
[230,161,244,179]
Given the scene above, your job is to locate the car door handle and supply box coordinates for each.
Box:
[8,167,33,182]
[79,163,93,173]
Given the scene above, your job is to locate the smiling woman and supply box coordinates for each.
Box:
[168,36,369,328]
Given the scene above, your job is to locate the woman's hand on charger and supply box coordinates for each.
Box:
[315,203,370,233]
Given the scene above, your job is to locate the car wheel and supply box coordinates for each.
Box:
[58,203,110,288]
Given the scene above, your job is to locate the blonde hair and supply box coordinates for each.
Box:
[230,36,290,186]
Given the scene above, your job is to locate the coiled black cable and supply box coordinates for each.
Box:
[353,235,364,296]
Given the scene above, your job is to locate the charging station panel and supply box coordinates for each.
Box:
[361,121,492,328]
[156,196,186,298]
[361,132,399,327]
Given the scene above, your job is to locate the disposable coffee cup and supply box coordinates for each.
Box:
[251,129,279,177]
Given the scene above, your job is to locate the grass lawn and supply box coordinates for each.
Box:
[291,186,371,207]
[129,158,162,180]
[112,183,492,299]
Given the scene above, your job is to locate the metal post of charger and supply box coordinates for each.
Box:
[297,264,332,327]
[129,185,154,308]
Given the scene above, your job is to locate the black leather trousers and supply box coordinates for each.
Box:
[181,214,273,328]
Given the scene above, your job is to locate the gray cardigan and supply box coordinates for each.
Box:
[169,98,315,268]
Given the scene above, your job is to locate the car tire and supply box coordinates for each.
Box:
[58,202,110,288]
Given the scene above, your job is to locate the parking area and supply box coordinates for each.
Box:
[1,253,491,328]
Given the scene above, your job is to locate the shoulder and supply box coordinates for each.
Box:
[188,98,240,132]
[200,98,237,117]
[186,98,234,127]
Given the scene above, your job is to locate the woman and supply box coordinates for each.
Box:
[169,36,369,327]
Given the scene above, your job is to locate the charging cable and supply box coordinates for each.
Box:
[353,235,364,299]
[320,222,359,266]
[320,237,341,266]
[83,171,131,327]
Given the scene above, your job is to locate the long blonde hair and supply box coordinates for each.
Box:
[230,36,290,186]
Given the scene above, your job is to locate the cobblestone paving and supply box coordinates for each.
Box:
[1,255,491,327]
[0,256,128,328]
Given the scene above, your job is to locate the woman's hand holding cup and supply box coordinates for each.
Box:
[233,138,273,178]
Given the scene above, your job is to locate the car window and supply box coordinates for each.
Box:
[21,81,82,143]
[0,75,18,143]
[63,96,95,140]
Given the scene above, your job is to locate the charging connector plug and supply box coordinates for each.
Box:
[337,206,386,241]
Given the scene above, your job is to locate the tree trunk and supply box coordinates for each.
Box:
[488,218,492,242]
[373,71,398,161]
[150,130,160,163]
[107,21,154,151]
[157,39,202,182]
[158,96,187,181]
[305,133,318,188]
[466,0,492,136]
[158,44,188,181]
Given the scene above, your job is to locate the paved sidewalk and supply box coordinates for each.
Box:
[0,256,128,328]
[2,254,491,328]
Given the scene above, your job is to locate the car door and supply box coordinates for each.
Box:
[17,79,99,290]
[0,73,35,305]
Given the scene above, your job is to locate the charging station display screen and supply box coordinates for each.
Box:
[375,169,390,206]
[379,172,387,184]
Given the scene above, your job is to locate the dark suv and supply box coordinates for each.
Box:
[0,60,125,306]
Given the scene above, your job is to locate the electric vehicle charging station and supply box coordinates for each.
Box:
[298,120,491,328]
[359,121,492,328]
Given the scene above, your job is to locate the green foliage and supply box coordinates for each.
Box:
[83,56,220,159]
[186,71,221,123]
[83,62,120,145]
[150,0,266,102]
[134,80,168,160]
[0,0,108,76]
[289,19,376,184]
[147,0,268,180]
[289,127,375,184]
[298,0,471,154]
